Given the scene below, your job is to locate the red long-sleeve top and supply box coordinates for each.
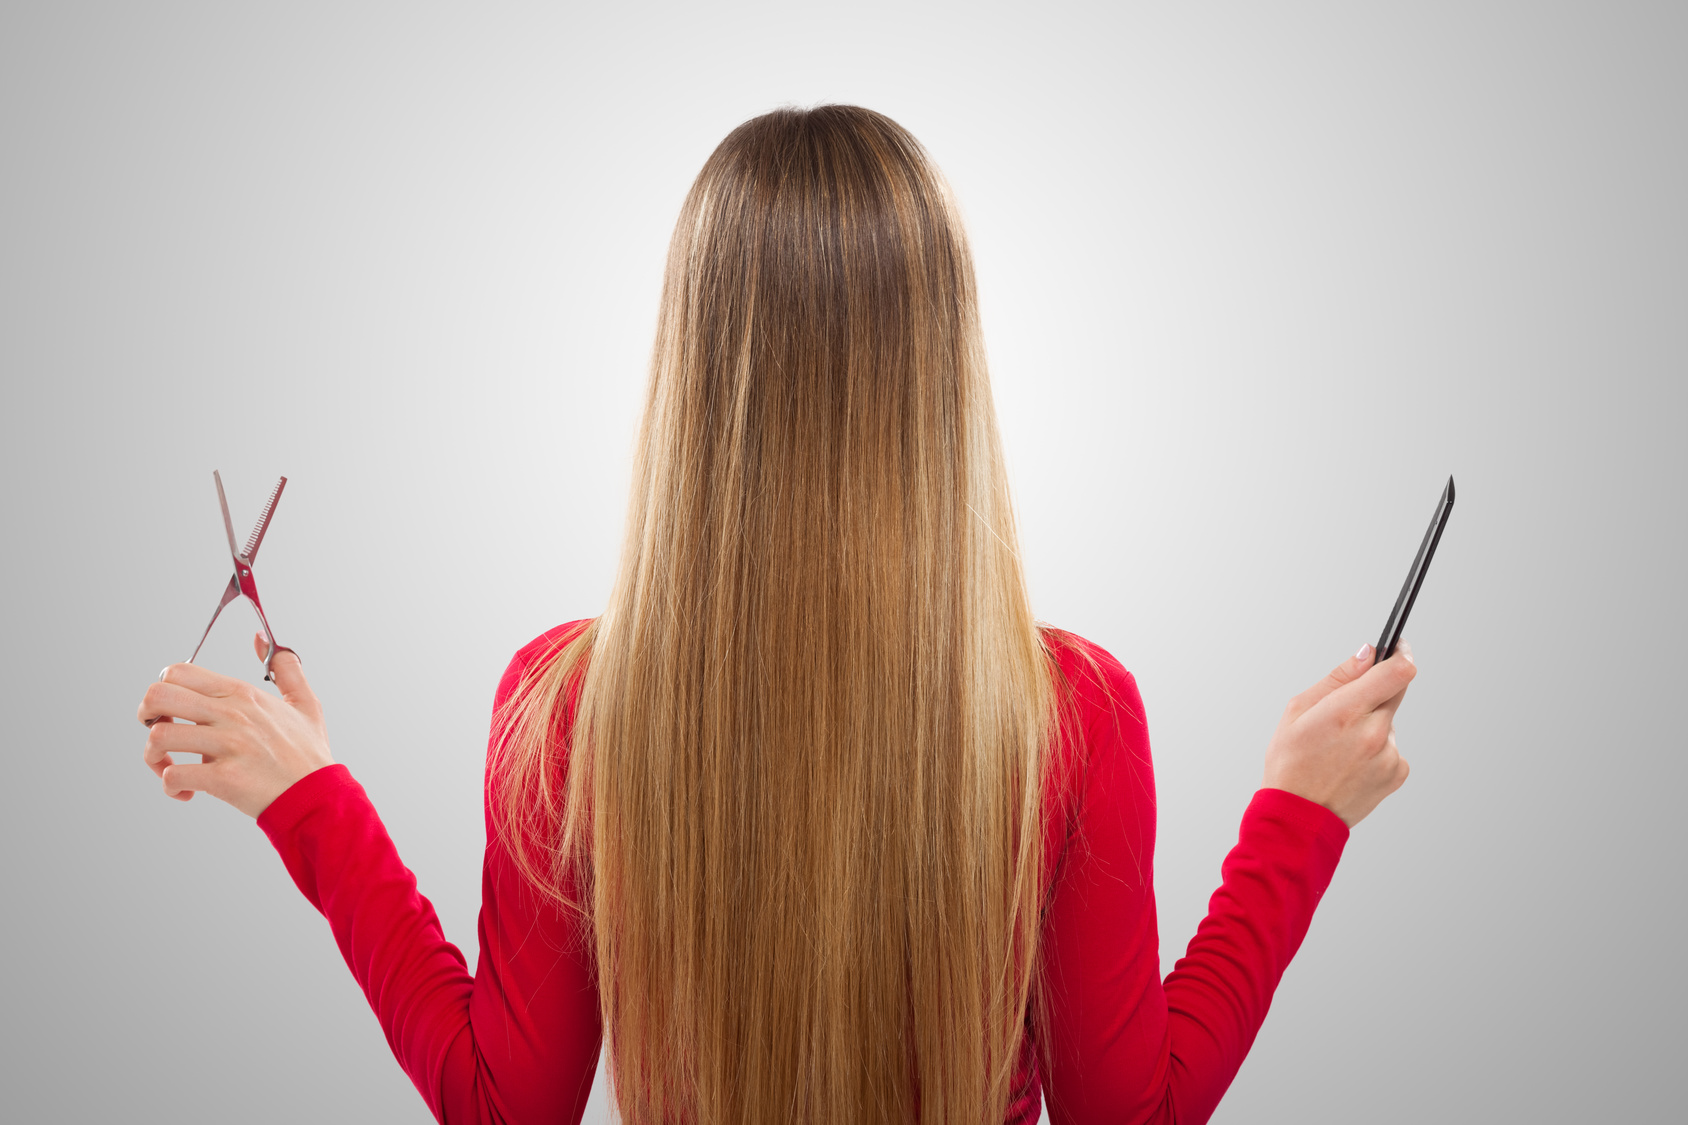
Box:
[258,620,1349,1124]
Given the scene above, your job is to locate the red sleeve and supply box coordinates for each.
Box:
[1038,635,1349,1125]
[256,621,602,1124]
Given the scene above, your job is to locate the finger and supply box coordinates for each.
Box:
[1379,725,1410,787]
[262,643,319,715]
[145,718,232,758]
[1330,643,1418,716]
[143,737,173,779]
[160,760,220,799]
[157,661,250,700]
[138,680,231,727]
[1371,682,1412,724]
[143,743,197,800]
[1292,642,1377,716]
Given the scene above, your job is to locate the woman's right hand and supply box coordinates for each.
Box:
[1262,640,1418,828]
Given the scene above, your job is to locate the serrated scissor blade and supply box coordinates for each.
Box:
[242,477,287,563]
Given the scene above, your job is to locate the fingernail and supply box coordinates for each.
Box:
[1355,643,1373,663]
[158,666,170,682]
[1399,640,1415,665]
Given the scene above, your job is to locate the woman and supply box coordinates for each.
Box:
[137,105,1415,1125]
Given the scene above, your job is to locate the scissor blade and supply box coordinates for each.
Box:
[214,470,239,559]
[242,476,287,563]
[188,574,243,665]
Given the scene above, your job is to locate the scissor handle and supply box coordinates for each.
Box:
[262,644,301,683]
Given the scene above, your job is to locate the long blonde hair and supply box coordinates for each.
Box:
[492,105,1059,1125]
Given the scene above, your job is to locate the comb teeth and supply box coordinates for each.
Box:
[243,477,287,559]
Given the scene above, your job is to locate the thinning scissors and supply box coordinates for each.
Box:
[188,470,297,682]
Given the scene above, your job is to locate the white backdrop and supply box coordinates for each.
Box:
[1,1,1682,1121]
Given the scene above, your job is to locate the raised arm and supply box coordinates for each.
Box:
[1036,637,1378,1125]
[141,627,603,1123]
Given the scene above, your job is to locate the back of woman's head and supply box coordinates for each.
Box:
[496,104,1057,1125]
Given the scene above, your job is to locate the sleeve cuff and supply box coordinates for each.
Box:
[1246,788,1352,892]
[256,763,359,842]
[1252,787,1351,847]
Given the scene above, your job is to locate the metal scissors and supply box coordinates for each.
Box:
[188,470,297,682]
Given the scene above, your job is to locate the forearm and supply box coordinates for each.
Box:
[258,764,481,1121]
[1159,787,1350,1121]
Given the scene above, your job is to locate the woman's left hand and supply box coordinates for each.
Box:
[137,632,335,819]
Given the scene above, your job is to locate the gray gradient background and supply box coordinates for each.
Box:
[2,1,1682,1121]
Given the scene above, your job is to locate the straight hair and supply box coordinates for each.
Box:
[492,104,1063,1125]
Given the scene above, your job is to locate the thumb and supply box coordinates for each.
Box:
[254,632,317,712]
[1290,642,1375,718]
